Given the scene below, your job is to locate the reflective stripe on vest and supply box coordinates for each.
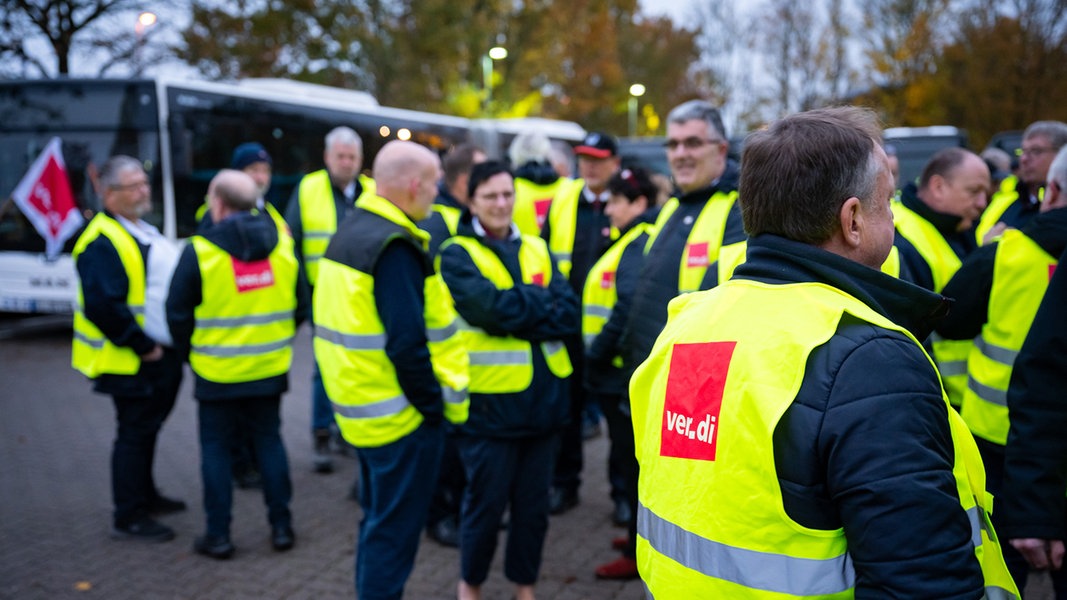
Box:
[298,171,375,286]
[630,279,1019,598]
[638,502,855,596]
[582,223,650,347]
[313,194,468,447]
[962,229,1056,445]
[71,213,146,378]
[645,190,740,293]
[188,235,297,384]
[442,234,572,393]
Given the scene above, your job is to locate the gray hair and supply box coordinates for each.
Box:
[508,131,552,166]
[981,147,1012,173]
[98,155,145,190]
[325,126,363,152]
[667,100,727,141]
[1049,146,1067,190]
[1024,121,1067,150]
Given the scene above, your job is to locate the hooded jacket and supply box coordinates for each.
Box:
[168,210,309,401]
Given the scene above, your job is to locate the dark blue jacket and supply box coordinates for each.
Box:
[438,212,580,439]
[167,210,309,401]
[736,234,984,598]
[620,161,743,371]
[893,182,979,291]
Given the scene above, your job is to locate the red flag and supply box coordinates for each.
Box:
[10,137,84,259]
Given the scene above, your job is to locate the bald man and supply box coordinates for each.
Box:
[312,141,469,599]
[167,169,307,559]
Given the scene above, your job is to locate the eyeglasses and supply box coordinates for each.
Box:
[663,137,725,152]
[1017,146,1056,158]
[110,180,150,191]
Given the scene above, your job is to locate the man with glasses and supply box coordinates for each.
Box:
[977,120,1067,244]
[619,100,744,377]
[72,155,185,542]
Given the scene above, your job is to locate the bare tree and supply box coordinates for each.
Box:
[0,0,169,77]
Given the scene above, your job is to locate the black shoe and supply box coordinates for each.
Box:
[111,516,176,542]
[194,534,235,559]
[148,494,187,516]
[271,525,295,552]
[612,498,632,526]
[313,429,334,474]
[427,517,459,548]
[234,469,263,489]
[548,487,579,515]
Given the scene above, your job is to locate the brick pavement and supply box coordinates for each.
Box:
[0,326,644,600]
[0,325,1055,599]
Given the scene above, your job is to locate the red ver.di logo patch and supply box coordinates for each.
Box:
[661,341,736,461]
[686,242,709,267]
[232,257,275,293]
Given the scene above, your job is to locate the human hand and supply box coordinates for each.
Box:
[981,222,1009,245]
[1010,538,1066,570]
[141,344,164,362]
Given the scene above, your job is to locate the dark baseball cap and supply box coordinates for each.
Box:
[231,142,272,170]
[575,132,619,159]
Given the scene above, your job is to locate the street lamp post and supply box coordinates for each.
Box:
[482,46,508,110]
[628,83,646,137]
[134,11,157,72]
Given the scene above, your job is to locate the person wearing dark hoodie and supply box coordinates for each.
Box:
[509,131,570,237]
[438,161,579,600]
[167,169,309,560]
[937,145,1067,594]
[630,106,1018,598]
[619,100,744,383]
[582,167,659,580]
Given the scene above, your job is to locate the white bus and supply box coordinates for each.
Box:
[0,77,585,313]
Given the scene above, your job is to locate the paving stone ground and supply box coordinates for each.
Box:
[0,324,1054,599]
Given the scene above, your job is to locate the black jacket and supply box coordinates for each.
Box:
[584,208,658,395]
[736,234,984,598]
[438,212,580,438]
[1002,244,1067,541]
[418,184,463,257]
[621,161,743,370]
[167,210,309,401]
[936,207,1067,340]
[893,182,979,291]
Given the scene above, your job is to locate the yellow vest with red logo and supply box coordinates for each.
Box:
[646,190,739,293]
[514,176,570,237]
[187,234,297,383]
[582,223,650,352]
[630,279,1018,599]
[440,234,572,393]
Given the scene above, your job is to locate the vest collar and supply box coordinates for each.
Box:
[357,194,430,245]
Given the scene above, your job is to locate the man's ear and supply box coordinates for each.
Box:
[839,196,863,250]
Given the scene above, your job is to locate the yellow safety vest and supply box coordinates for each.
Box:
[514,176,569,236]
[297,170,375,286]
[441,235,572,393]
[646,190,740,293]
[71,213,146,378]
[545,178,587,279]
[430,203,462,237]
[187,234,297,383]
[313,194,468,448]
[962,229,1057,445]
[197,201,291,238]
[974,176,1045,246]
[582,223,650,351]
[713,242,900,287]
[892,200,970,406]
[630,279,1018,599]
